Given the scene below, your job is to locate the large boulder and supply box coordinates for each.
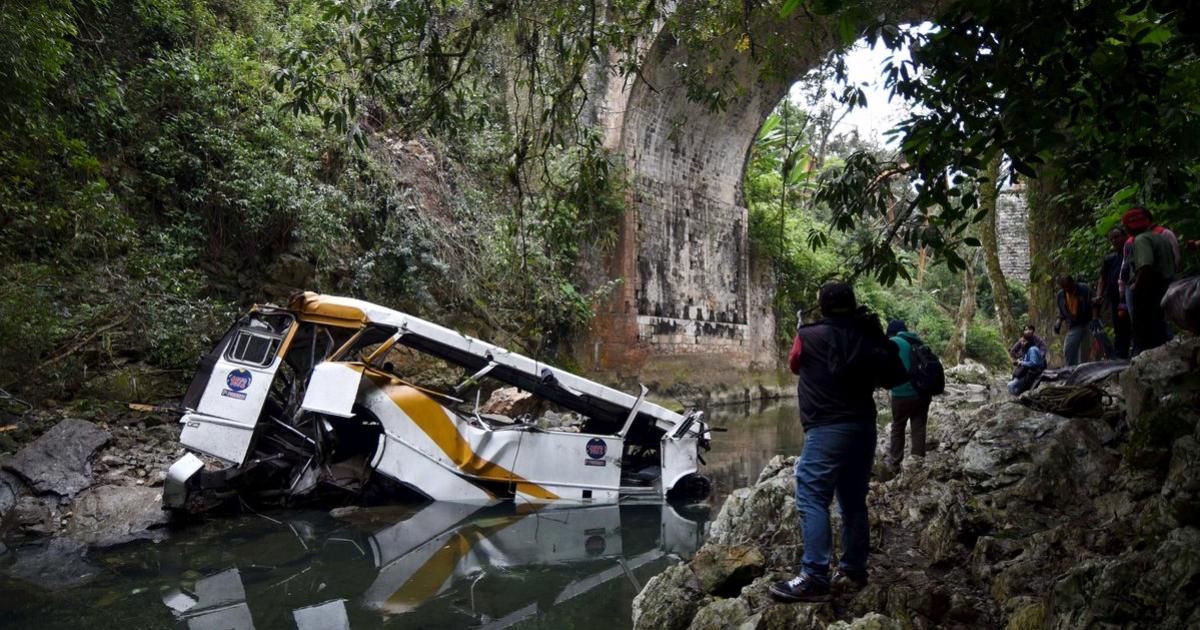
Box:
[1120,337,1200,471]
[4,419,110,497]
[960,403,1117,506]
[1042,526,1200,629]
[63,484,169,546]
[479,387,542,418]
[1161,425,1200,526]
[708,456,800,566]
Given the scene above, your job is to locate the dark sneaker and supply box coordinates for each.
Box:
[831,568,869,593]
[768,572,830,602]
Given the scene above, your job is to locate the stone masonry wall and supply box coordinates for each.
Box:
[997,185,1030,282]
[587,1,935,375]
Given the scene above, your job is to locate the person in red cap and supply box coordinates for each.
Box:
[1123,207,1176,354]
[1118,207,1181,321]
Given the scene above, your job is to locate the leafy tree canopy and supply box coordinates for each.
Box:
[278,0,1200,283]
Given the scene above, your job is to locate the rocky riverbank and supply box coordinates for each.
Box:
[632,338,1200,629]
[0,410,181,552]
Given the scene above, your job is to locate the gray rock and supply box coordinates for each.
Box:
[5,537,98,590]
[960,403,1116,505]
[754,454,795,485]
[708,469,800,566]
[63,484,168,546]
[688,543,764,596]
[1120,337,1200,470]
[741,601,834,630]
[632,563,705,630]
[8,495,60,536]
[267,253,315,289]
[688,597,752,630]
[1163,433,1200,525]
[480,387,542,418]
[1042,526,1200,628]
[946,360,990,385]
[4,419,110,497]
[826,613,903,630]
[0,470,22,518]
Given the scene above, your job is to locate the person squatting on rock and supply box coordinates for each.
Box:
[1097,227,1132,359]
[1007,330,1046,396]
[883,319,932,471]
[771,281,908,603]
[1122,207,1177,355]
[1008,324,1047,362]
[1054,275,1094,366]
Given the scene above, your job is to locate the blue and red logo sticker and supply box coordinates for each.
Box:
[585,438,607,466]
[222,369,252,400]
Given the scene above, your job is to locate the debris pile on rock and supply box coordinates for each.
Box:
[480,386,587,430]
[633,337,1200,629]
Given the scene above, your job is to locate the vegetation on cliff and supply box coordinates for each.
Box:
[3,0,1200,398]
[0,0,625,401]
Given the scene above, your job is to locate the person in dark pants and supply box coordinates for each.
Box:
[1123,208,1176,354]
[1097,227,1131,359]
[771,282,907,603]
[884,319,932,471]
[1054,276,1094,366]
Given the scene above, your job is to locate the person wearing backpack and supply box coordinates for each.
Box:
[884,319,941,471]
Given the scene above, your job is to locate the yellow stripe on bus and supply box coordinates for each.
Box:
[371,376,559,500]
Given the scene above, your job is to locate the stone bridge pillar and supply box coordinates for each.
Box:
[587,3,933,377]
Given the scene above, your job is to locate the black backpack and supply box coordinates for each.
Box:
[908,340,946,396]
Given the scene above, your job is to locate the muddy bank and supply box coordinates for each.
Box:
[632,338,1200,629]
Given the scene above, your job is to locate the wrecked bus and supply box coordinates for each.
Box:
[164,292,713,512]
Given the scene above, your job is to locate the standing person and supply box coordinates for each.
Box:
[772,282,907,602]
[1123,208,1176,354]
[1008,324,1047,361]
[1119,207,1182,321]
[884,319,932,472]
[1054,276,1094,366]
[1097,227,1131,359]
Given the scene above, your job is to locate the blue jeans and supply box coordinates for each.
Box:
[1063,324,1088,366]
[794,421,876,583]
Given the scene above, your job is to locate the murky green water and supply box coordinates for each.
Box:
[0,400,803,630]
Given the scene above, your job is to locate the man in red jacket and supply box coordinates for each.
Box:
[771,282,907,602]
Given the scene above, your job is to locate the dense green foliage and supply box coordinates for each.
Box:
[0,0,625,397]
[744,99,1012,368]
[829,1,1200,281]
[5,0,1198,399]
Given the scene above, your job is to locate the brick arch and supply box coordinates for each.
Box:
[588,3,936,376]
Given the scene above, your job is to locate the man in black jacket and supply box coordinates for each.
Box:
[771,282,908,602]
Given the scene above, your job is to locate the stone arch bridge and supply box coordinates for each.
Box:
[583,2,1028,377]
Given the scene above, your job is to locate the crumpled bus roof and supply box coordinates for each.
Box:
[283,292,697,434]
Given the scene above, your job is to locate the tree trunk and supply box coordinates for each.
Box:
[978,155,1019,343]
[1025,166,1072,362]
[946,250,978,365]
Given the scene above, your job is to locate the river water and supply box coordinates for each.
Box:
[0,400,803,630]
